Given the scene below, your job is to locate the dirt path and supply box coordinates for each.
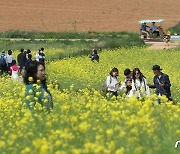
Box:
[146,41,179,50]
[0,38,98,41]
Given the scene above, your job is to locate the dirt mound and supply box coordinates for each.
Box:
[0,0,180,32]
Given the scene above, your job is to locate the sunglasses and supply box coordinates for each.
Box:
[135,72,140,75]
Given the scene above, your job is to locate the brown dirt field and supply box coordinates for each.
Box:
[0,0,180,32]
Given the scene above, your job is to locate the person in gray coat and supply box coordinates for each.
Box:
[149,65,172,101]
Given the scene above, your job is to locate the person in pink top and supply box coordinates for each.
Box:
[10,60,20,80]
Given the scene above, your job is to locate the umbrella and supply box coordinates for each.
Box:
[138,19,165,24]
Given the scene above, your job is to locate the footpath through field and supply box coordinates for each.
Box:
[145,41,179,50]
[0,38,99,42]
[1,38,179,50]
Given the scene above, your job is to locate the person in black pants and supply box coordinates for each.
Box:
[17,48,26,73]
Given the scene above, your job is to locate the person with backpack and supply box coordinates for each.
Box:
[104,67,121,98]
[0,50,8,75]
[26,49,32,60]
[25,54,32,71]
[148,65,172,101]
[128,68,150,98]
[35,48,45,63]
[6,49,14,71]
[39,48,46,63]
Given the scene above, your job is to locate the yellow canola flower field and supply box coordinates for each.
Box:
[0,47,179,154]
[47,47,180,102]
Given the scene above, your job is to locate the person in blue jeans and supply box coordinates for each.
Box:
[23,61,53,112]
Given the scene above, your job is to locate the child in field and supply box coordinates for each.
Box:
[164,33,171,46]
[120,68,133,92]
[120,78,132,97]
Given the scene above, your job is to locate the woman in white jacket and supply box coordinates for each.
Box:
[128,68,151,98]
[106,67,121,97]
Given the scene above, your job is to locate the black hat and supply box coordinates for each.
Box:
[152,65,162,70]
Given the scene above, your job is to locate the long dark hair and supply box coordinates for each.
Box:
[109,67,119,77]
[132,68,144,82]
[126,78,132,94]
[23,61,46,85]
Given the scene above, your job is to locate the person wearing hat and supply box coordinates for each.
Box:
[150,22,160,37]
[149,65,172,101]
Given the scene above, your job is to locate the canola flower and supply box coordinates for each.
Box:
[0,78,179,154]
[0,47,179,154]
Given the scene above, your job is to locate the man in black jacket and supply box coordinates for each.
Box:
[149,65,172,101]
[17,48,26,72]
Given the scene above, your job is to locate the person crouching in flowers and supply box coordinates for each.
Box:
[23,61,53,112]
[128,68,150,98]
[106,67,121,98]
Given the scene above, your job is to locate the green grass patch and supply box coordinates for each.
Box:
[167,22,180,35]
[0,32,145,61]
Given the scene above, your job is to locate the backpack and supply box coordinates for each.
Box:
[0,56,6,66]
[39,52,45,63]
[103,76,112,92]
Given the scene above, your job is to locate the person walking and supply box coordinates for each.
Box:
[6,49,14,71]
[35,48,46,64]
[39,48,46,63]
[148,65,172,101]
[0,50,8,75]
[25,54,32,71]
[17,48,26,73]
